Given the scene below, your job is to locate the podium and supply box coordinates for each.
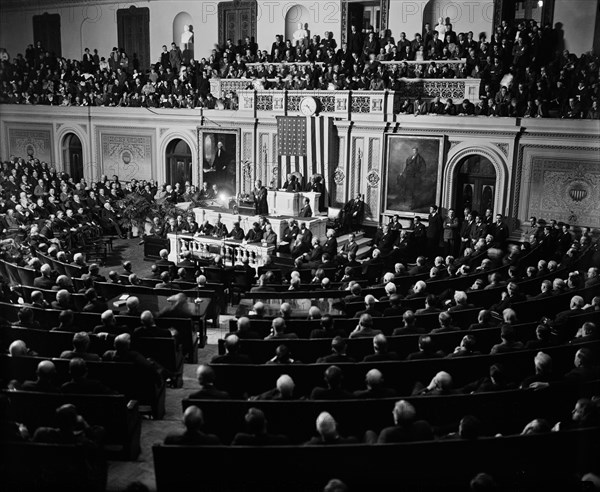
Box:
[267,190,302,216]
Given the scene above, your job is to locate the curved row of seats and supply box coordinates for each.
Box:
[208,341,599,397]
[151,426,600,492]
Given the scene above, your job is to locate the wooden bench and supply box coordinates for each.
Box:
[208,341,600,398]
[152,427,600,492]
[219,311,599,363]
[0,354,166,419]
[0,302,200,361]
[0,440,107,492]
[182,380,600,444]
[2,389,141,459]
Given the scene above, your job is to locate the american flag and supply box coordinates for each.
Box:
[277,115,333,185]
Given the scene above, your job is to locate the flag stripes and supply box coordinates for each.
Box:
[277,115,333,185]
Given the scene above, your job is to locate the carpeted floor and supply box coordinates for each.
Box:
[96,236,231,491]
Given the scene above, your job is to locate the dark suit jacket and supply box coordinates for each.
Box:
[61,378,113,394]
[164,430,221,445]
[310,387,354,400]
[316,353,356,363]
[426,212,443,240]
[232,432,289,445]
[211,353,251,364]
[353,387,397,398]
[188,386,230,399]
[33,276,54,289]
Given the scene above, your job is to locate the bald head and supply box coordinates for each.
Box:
[126,296,139,310]
[365,368,383,389]
[316,411,338,439]
[196,364,215,386]
[276,374,295,398]
[114,333,131,351]
[224,334,240,353]
[272,317,286,334]
[101,309,115,325]
[37,360,56,379]
[9,340,27,356]
[237,316,251,332]
[182,405,204,431]
[393,399,416,424]
[140,310,154,326]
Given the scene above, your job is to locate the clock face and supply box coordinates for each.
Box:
[300,97,317,116]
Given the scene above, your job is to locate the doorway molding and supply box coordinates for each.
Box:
[443,142,508,215]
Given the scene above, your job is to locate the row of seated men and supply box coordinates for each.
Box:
[4,339,597,442]
[161,396,600,447]
[214,313,598,364]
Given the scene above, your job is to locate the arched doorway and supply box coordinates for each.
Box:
[166,139,192,188]
[455,155,496,216]
[62,133,83,182]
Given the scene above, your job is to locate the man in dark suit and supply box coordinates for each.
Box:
[59,332,101,362]
[353,369,397,398]
[375,224,395,257]
[61,358,114,394]
[375,400,434,443]
[100,202,124,238]
[309,365,354,400]
[343,193,365,232]
[245,222,263,243]
[353,294,384,318]
[33,263,55,289]
[490,214,509,247]
[227,221,245,240]
[163,405,221,445]
[339,233,358,262]
[20,360,60,392]
[363,334,399,362]
[299,197,312,217]
[155,248,176,271]
[133,311,173,339]
[210,334,251,364]
[253,179,268,215]
[231,407,289,445]
[347,24,363,55]
[228,316,260,340]
[459,212,475,256]
[426,205,443,259]
[262,224,277,247]
[393,310,427,335]
[317,336,356,363]
[188,365,230,399]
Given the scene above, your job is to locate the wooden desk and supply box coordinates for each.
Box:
[191,207,328,246]
[267,190,301,216]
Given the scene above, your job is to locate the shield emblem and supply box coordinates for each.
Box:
[569,187,587,202]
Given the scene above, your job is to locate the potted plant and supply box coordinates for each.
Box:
[117,193,155,238]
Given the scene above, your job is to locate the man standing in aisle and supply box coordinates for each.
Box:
[253,180,268,215]
[426,205,443,259]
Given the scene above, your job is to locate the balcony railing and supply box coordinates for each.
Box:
[233,79,480,119]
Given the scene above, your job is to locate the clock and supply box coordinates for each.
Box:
[299,96,318,116]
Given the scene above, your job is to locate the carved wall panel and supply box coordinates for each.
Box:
[99,132,153,181]
[526,158,600,226]
[8,127,53,164]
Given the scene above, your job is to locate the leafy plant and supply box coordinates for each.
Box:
[116,193,155,229]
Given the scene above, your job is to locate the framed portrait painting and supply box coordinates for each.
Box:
[384,135,444,215]
[198,128,240,196]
